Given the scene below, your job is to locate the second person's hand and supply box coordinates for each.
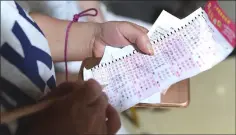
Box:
[28,79,121,135]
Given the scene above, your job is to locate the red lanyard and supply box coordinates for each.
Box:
[64,8,98,81]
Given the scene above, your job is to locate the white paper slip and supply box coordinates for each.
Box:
[83,7,235,112]
[85,10,183,104]
[140,10,183,103]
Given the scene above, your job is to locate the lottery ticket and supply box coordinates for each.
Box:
[84,6,235,112]
[140,10,183,103]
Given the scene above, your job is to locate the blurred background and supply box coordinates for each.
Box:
[104,0,235,134]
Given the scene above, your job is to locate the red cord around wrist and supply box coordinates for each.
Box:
[64,8,98,81]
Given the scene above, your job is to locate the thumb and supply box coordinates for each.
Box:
[117,22,154,55]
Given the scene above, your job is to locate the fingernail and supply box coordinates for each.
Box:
[147,43,154,55]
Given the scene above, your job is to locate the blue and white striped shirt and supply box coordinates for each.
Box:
[1,1,56,135]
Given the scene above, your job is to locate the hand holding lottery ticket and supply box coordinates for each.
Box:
[91,21,153,58]
[84,5,235,112]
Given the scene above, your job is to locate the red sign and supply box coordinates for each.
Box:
[204,0,236,47]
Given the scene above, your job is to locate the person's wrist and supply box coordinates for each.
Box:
[90,22,105,58]
[87,14,105,23]
[64,22,100,61]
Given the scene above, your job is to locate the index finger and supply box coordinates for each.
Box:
[129,23,149,33]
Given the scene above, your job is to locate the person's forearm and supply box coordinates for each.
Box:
[78,1,105,23]
[30,13,99,62]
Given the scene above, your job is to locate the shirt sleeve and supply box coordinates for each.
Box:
[1,1,56,135]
